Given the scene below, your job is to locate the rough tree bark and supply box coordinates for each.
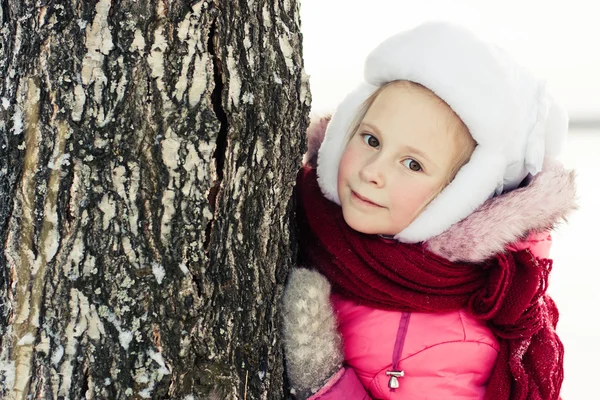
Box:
[0,0,310,398]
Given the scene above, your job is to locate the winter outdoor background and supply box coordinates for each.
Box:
[299,0,600,398]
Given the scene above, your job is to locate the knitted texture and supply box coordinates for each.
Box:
[282,268,344,399]
[296,166,566,400]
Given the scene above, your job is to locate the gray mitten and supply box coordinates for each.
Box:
[282,268,344,399]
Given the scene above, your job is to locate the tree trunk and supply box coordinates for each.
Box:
[0,0,310,398]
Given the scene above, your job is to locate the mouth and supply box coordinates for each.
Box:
[351,191,383,208]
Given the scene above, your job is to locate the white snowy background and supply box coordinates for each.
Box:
[299,1,600,398]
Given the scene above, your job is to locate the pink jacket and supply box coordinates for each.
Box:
[298,117,575,400]
[308,233,552,400]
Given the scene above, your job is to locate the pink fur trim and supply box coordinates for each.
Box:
[425,158,577,262]
[302,115,330,168]
[303,116,578,263]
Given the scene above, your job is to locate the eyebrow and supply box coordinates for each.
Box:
[360,121,438,168]
[404,145,436,167]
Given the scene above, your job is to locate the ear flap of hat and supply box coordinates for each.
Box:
[317,82,379,204]
[395,148,506,243]
[544,94,569,158]
[524,86,570,177]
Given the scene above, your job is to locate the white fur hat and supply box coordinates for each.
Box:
[316,21,569,243]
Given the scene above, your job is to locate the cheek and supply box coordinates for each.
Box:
[337,143,359,184]
[389,181,437,218]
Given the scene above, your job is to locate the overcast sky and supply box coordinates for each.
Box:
[299,0,600,119]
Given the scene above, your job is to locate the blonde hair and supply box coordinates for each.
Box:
[346,80,477,218]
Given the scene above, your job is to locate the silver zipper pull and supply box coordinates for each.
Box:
[386,370,404,389]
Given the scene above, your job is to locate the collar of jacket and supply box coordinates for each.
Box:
[305,116,578,263]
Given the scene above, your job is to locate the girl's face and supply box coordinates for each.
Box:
[337,83,467,236]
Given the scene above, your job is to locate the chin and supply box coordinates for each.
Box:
[344,213,385,235]
[348,219,405,237]
[349,224,379,235]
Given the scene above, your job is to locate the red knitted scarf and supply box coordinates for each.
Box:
[296,167,563,400]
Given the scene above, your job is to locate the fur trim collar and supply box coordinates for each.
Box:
[305,116,577,263]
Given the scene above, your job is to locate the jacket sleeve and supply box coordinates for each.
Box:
[307,367,371,400]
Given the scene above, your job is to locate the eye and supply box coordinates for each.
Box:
[402,158,422,172]
[361,134,380,148]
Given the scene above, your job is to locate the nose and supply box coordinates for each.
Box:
[359,155,385,187]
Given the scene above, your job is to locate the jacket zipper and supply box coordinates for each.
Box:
[387,312,411,391]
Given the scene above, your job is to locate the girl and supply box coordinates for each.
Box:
[282,22,577,400]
